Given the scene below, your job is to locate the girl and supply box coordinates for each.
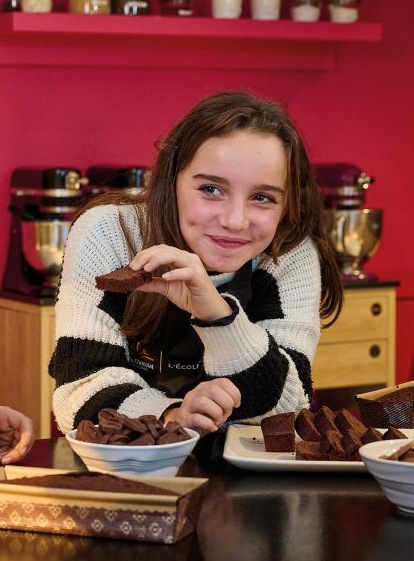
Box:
[49,91,342,434]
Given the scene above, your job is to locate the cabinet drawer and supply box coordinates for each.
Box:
[320,290,392,344]
[313,339,388,389]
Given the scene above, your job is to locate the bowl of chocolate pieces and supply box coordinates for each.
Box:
[66,408,199,477]
[359,438,414,516]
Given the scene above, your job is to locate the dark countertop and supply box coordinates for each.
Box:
[1,433,413,561]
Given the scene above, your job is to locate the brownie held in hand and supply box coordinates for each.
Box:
[95,266,152,293]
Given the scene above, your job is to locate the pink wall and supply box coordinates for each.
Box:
[0,0,413,382]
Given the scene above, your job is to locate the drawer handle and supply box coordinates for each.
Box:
[371,303,382,316]
[370,345,381,358]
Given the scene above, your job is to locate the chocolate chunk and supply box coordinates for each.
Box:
[128,433,156,446]
[76,420,103,443]
[383,440,414,461]
[97,408,124,434]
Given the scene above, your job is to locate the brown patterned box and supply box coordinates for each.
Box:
[0,466,208,544]
[355,381,414,429]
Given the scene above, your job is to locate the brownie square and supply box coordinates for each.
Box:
[313,406,337,436]
[334,409,367,438]
[295,441,328,461]
[295,409,322,442]
[261,412,295,452]
[341,430,362,456]
[382,426,407,440]
[361,427,383,444]
[320,430,346,461]
[95,266,152,293]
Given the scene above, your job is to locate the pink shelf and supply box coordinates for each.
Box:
[0,13,383,70]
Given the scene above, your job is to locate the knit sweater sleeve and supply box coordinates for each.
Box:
[191,238,321,423]
[49,205,181,434]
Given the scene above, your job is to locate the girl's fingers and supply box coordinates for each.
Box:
[130,246,197,273]
[183,413,218,433]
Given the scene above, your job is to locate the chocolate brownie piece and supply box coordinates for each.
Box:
[382,426,407,440]
[361,427,383,444]
[95,266,152,293]
[334,409,367,438]
[313,406,337,436]
[320,430,346,461]
[400,451,414,463]
[3,472,178,495]
[341,430,362,457]
[295,409,322,442]
[261,412,295,452]
[295,441,328,461]
[382,440,414,461]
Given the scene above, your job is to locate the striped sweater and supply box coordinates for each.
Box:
[49,204,321,433]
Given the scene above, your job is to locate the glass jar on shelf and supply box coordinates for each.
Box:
[251,0,281,20]
[328,0,360,23]
[112,0,150,14]
[68,0,110,13]
[21,0,52,11]
[291,0,321,22]
[212,0,242,19]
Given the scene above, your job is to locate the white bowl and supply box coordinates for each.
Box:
[66,427,200,477]
[360,439,414,516]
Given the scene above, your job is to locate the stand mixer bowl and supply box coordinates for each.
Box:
[324,208,382,281]
[21,220,71,287]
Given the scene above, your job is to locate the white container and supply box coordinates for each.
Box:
[21,0,52,11]
[329,4,359,23]
[360,439,414,516]
[291,3,321,22]
[66,427,200,477]
[212,0,243,19]
[251,0,281,20]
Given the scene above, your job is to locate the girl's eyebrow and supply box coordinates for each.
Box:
[193,173,230,185]
[194,173,285,194]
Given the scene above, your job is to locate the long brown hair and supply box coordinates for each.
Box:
[78,91,343,342]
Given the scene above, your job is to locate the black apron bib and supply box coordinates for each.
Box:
[127,260,253,398]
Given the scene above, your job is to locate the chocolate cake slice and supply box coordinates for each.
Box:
[313,406,337,436]
[95,266,152,293]
[334,409,367,438]
[295,409,322,442]
[361,427,383,445]
[295,441,327,461]
[382,426,407,440]
[3,472,178,495]
[261,412,295,452]
[341,430,362,457]
[320,430,346,461]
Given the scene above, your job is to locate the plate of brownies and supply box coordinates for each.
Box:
[223,406,414,473]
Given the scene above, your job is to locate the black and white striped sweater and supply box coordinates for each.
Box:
[49,204,321,433]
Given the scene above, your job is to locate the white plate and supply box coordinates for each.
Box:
[223,425,414,473]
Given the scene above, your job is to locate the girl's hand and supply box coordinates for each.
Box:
[163,378,241,433]
[129,245,232,322]
[0,407,35,465]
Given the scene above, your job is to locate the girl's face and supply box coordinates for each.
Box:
[176,130,287,272]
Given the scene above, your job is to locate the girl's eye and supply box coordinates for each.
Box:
[200,185,222,196]
[253,193,278,204]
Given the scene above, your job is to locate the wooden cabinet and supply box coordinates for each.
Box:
[0,284,397,436]
[0,297,55,438]
[313,285,397,390]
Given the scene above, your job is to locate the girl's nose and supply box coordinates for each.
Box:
[219,200,249,231]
